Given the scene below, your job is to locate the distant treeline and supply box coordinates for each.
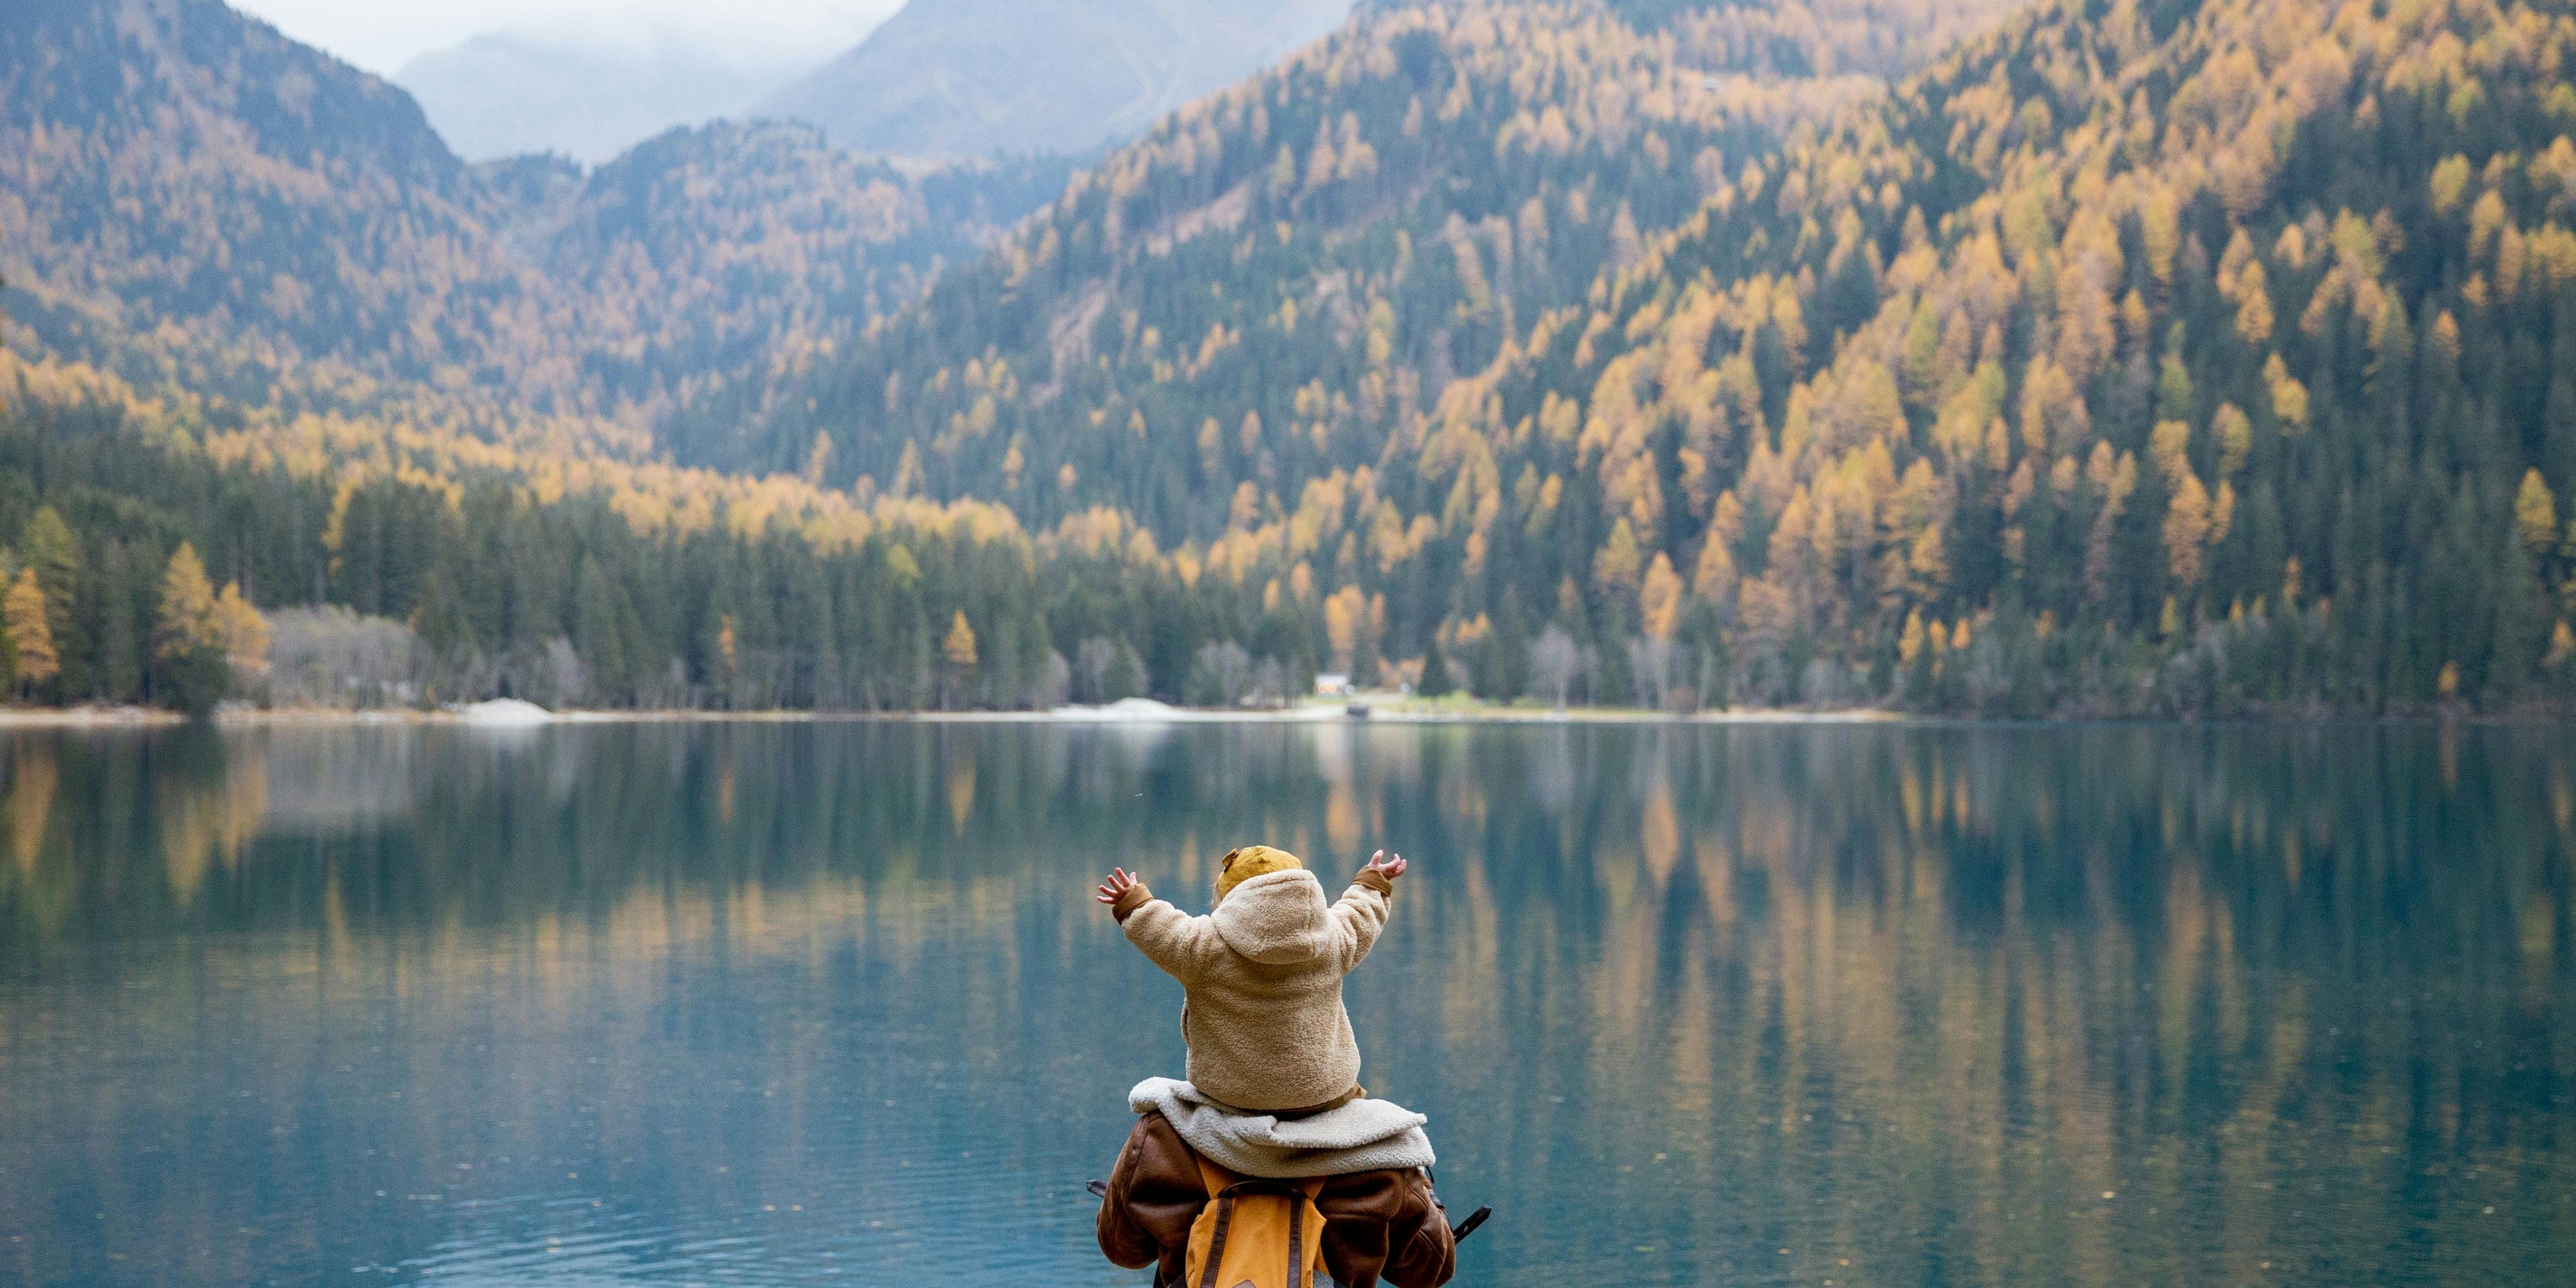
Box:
[0,395,1330,713]
[4,380,2574,718]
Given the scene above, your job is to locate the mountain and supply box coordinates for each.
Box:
[396,29,813,165]
[0,0,1067,429]
[474,126,1073,423]
[715,0,2015,527]
[0,0,534,405]
[1430,0,2576,713]
[723,0,2576,715]
[756,0,1357,159]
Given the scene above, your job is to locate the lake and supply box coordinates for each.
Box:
[0,719,2570,1286]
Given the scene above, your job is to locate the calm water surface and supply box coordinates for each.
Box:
[0,720,2570,1286]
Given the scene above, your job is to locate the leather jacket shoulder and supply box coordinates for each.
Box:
[1096,1111,1457,1288]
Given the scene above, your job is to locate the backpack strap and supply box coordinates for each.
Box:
[1190,1157,1244,1288]
[1285,1176,1327,1287]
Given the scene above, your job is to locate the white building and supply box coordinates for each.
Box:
[1314,672,1352,697]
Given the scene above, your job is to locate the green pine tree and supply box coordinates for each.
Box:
[1417,632,1454,698]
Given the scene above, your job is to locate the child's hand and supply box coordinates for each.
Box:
[1095,867,1140,906]
[1365,850,1407,881]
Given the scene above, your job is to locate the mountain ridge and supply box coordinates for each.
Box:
[0,0,1067,435]
[757,0,1356,158]
[1,0,503,398]
[396,29,816,165]
[718,0,2017,525]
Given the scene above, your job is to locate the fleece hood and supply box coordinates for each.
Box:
[1209,869,1334,965]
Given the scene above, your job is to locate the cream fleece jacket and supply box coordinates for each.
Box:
[1113,867,1393,1112]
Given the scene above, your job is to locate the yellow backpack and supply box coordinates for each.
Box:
[1184,1156,1329,1288]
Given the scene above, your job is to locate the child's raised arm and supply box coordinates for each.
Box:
[1097,867,1218,980]
[1329,849,1405,970]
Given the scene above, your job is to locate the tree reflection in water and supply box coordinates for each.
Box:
[0,721,2568,1284]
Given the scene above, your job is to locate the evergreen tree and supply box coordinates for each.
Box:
[94,540,144,703]
[572,556,629,703]
[1417,632,1454,698]
[1478,586,1528,700]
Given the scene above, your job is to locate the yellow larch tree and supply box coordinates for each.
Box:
[942,610,979,672]
[1639,553,1685,640]
[212,582,269,677]
[2517,469,2558,554]
[4,569,58,694]
[153,542,220,661]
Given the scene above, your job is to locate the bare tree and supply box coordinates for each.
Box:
[265,607,430,708]
[1628,636,1679,711]
[1249,656,1290,707]
[1187,639,1255,706]
[1030,650,1073,708]
[1073,636,1149,703]
[534,637,585,708]
[1529,626,1582,708]
[1073,637,1115,703]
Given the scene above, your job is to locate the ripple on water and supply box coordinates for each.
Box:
[401,1150,1132,1283]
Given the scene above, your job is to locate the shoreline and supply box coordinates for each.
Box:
[0,701,2531,729]
[0,700,1907,729]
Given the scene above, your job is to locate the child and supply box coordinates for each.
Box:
[1095,846,1406,1114]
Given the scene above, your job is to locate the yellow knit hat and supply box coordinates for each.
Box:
[1214,845,1303,903]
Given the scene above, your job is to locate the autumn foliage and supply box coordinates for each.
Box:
[12,0,2576,713]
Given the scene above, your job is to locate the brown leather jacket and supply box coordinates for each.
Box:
[1096,1111,1457,1288]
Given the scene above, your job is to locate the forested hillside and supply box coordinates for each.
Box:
[1451,0,2576,712]
[714,0,2576,715]
[475,127,1070,426]
[0,0,1062,432]
[717,0,2013,508]
[11,0,2576,717]
[1,0,508,404]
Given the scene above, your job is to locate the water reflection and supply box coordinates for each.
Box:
[0,721,2570,1285]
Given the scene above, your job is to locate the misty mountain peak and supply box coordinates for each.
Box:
[758,0,1356,159]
